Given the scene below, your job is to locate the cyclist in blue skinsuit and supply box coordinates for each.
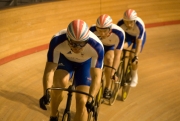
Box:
[90,14,125,99]
[39,19,104,121]
[117,9,146,87]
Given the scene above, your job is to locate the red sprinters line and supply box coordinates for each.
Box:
[0,44,49,65]
[0,20,180,65]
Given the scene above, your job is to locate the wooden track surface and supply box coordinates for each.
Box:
[1,0,180,64]
[0,24,180,121]
[1,0,180,120]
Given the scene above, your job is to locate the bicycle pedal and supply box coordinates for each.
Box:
[101,99,104,104]
[115,81,120,84]
[123,83,129,87]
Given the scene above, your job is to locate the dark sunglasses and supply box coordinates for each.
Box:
[67,38,88,48]
[96,26,111,30]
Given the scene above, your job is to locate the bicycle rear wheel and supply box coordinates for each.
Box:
[109,81,120,105]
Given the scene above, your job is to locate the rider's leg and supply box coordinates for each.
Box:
[50,69,70,117]
[130,33,146,87]
[74,86,89,121]
[123,40,138,87]
[123,42,132,72]
[50,54,73,118]
[123,42,129,49]
[130,49,138,87]
[124,33,138,87]
[73,59,91,121]
[103,50,114,98]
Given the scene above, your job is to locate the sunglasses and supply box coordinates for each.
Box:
[67,38,88,48]
[96,26,111,30]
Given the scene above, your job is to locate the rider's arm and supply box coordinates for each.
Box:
[87,33,104,101]
[135,20,145,57]
[42,62,57,95]
[111,27,125,75]
[135,38,142,56]
[88,68,102,101]
[42,36,61,95]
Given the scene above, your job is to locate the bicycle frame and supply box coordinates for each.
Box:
[119,49,135,101]
[102,64,121,105]
[87,67,105,121]
[120,49,134,84]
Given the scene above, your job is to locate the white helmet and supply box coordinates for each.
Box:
[67,19,90,41]
[123,9,137,21]
[96,14,113,28]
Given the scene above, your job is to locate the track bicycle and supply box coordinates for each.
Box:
[107,49,135,105]
[118,49,135,101]
[102,64,121,106]
[99,64,121,106]
[87,66,105,121]
[46,79,94,121]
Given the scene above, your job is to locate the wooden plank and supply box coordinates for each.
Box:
[0,0,180,62]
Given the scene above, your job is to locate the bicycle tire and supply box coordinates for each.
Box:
[121,65,131,101]
[87,111,94,121]
[117,62,124,86]
[62,112,71,121]
[95,86,103,120]
[88,82,104,121]
[121,83,130,101]
[119,49,135,101]
[93,107,98,121]
[97,85,104,105]
[109,81,120,105]
[109,62,123,105]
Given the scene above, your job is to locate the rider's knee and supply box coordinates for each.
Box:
[105,57,113,65]
[76,95,87,108]
[53,70,69,87]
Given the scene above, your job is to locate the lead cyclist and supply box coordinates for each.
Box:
[39,19,104,121]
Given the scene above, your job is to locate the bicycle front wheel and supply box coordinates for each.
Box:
[87,110,94,121]
[97,85,104,105]
[109,79,120,105]
[121,68,132,101]
[109,63,123,105]
[122,82,131,101]
[95,86,104,120]
[62,112,71,121]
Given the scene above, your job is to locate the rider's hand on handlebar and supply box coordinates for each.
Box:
[39,93,51,110]
[86,100,94,112]
[111,71,118,81]
[132,56,138,64]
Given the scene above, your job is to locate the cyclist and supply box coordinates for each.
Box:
[39,19,104,121]
[90,14,125,99]
[117,9,146,87]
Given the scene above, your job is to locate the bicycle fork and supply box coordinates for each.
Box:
[62,85,74,121]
